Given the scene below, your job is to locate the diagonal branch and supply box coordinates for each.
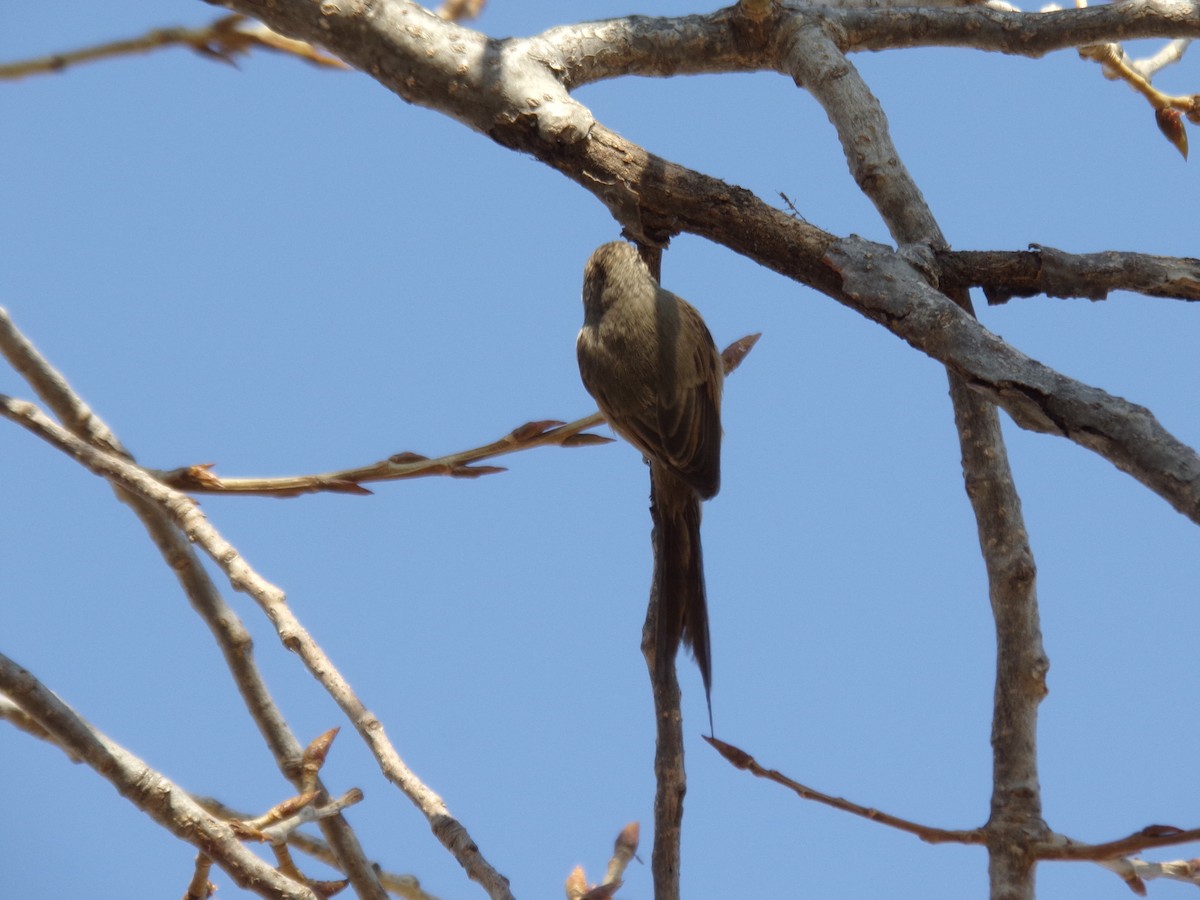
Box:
[195,797,440,899]
[0,14,344,80]
[204,2,1200,515]
[0,391,513,900]
[153,415,610,497]
[708,735,986,845]
[0,652,320,900]
[826,236,1200,525]
[0,309,388,899]
[87,334,763,500]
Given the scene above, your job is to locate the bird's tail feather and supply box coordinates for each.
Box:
[655,486,713,733]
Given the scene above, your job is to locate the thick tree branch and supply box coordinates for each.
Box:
[826,237,1200,525]
[786,21,1048,900]
[782,17,944,248]
[943,246,1200,305]
[828,0,1200,55]
[200,3,1200,492]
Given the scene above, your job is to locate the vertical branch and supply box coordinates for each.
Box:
[948,375,1049,899]
[628,238,683,900]
[644,501,685,900]
[0,393,517,900]
[783,23,1049,899]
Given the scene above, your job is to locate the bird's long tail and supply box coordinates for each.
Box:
[653,467,713,733]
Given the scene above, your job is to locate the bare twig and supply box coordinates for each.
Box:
[1133,37,1192,79]
[1074,25,1199,158]
[708,736,985,844]
[0,693,83,762]
[0,308,388,900]
[0,393,515,900]
[0,652,319,900]
[0,14,344,80]
[1096,855,1200,892]
[153,416,608,497]
[602,822,640,888]
[196,797,441,900]
[564,823,640,900]
[1045,825,1200,861]
[149,332,759,500]
[709,734,1200,881]
[183,853,216,900]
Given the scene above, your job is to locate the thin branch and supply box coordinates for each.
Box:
[0,308,388,900]
[707,736,985,845]
[153,416,609,497]
[1071,17,1200,158]
[1096,855,1200,892]
[0,14,344,80]
[145,332,759,499]
[708,732,1200,892]
[184,853,216,900]
[0,393,515,900]
[0,693,83,762]
[196,797,442,900]
[0,652,319,900]
[1045,826,1200,861]
[1134,37,1192,79]
[565,823,640,900]
[781,17,943,251]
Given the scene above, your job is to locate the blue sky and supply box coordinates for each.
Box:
[3,2,1199,898]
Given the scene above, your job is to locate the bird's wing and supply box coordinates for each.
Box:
[656,297,723,499]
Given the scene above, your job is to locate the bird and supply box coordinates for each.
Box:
[576,240,723,730]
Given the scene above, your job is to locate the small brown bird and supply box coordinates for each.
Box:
[576,241,723,727]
